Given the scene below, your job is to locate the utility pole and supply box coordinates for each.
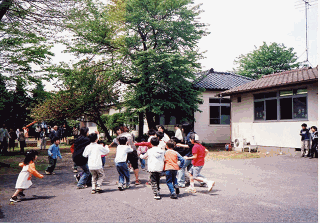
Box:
[303,0,311,63]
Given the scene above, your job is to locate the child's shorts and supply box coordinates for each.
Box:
[188,166,205,178]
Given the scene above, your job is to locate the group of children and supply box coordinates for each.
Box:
[10,128,215,202]
[300,123,318,159]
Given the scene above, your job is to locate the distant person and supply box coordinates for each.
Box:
[300,123,310,157]
[9,129,17,152]
[164,140,185,199]
[1,125,10,154]
[50,126,59,144]
[310,126,318,159]
[61,124,67,142]
[140,137,165,200]
[23,126,29,140]
[157,125,170,142]
[35,125,41,141]
[82,133,109,194]
[40,128,47,150]
[18,128,26,154]
[45,137,62,175]
[72,126,79,139]
[10,150,44,203]
[174,124,183,143]
[115,136,133,191]
[0,124,9,154]
[184,134,215,193]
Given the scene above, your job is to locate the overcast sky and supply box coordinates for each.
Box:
[193,0,318,72]
[47,0,318,89]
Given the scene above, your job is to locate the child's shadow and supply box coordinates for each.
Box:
[20,195,56,201]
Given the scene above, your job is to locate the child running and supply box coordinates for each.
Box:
[10,150,44,203]
[115,136,133,190]
[82,133,109,194]
[140,137,165,200]
[184,133,215,193]
[164,140,185,199]
[45,137,62,175]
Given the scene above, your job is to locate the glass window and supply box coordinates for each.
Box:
[266,100,277,120]
[295,89,307,95]
[293,97,307,119]
[265,92,277,98]
[221,106,230,124]
[280,98,292,120]
[254,93,265,100]
[209,98,230,125]
[254,101,265,120]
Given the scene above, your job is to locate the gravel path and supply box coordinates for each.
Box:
[0,154,317,222]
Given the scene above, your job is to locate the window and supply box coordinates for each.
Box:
[253,88,307,121]
[209,98,230,124]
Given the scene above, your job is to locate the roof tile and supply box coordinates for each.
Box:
[220,66,318,96]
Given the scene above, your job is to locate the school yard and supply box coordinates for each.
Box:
[0,147,318,223]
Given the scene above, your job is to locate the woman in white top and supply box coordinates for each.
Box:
[157,125,170,143]
[174,124,183,142]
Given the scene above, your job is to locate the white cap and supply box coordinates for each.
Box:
[194,134,200,141]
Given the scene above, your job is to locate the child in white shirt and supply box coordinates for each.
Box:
[115,136,133,190]
[140,137,165,200]
[82,133,109,194]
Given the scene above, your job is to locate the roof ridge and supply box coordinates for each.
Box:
[262,67,312,78]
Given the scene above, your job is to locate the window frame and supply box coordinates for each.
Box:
[253,88,308,122]
[209,98,231,125]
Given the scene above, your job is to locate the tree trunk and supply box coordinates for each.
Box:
[0,0,12,21]
[146,111,157,130]
[138,112,144,140]
[95,116,112,142]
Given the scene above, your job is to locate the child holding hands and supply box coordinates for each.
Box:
[10,150,44,203]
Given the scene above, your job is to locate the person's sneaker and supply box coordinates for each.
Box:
[170,193,178,199]
[118,184,124,191]
[177,184,185,188]
[125,185,130,189]
[45,171,51,175]
[154,193,161,200]
[10,196,20,203]
[129,167,134,173]
[186,187,196,193]
[200,182,206,187]
[96,188,102,193]
[207,181,215,192]
[91,189,96,194]
[73,169,78,173]
[77,185,86,189]
[135,180,141,185]
[18,192,25,197]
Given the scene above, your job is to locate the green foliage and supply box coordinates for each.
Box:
[234,42,300,79]
[116,0,207,127]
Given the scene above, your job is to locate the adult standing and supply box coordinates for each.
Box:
[174,124,183,143]
[72,126,79,139]
[73,127,91,189]
[61,124,67,142]
[0,124,10,154]
[35,125,41,141]
[40,128,47,150]
[50,126,60,144]
[114,126,141,185]
[9,129,17,152]
[18,128,26,154]
[157,125,170,142]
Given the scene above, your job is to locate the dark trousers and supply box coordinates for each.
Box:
[46,156,57,173]
[310,146,318,158]
[19,141,25,154]
[150,172,161,194]
[165,170,178,195]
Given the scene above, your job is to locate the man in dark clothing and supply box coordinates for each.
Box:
[50,126,60,144]
[300,123,310,157]
[73,127,91,189]
[310,126,318,159]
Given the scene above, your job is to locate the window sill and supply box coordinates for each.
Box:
[253,119,309,123]
[208,124,230,126]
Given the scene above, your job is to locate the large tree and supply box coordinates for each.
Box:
[114,0,208,130]
[234,42,300,79]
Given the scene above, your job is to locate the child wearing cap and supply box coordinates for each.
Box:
[184,133,215,193]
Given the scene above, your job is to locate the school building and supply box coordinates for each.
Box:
[218,66,318,152]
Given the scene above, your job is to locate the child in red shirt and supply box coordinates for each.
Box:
[184,133,215,193]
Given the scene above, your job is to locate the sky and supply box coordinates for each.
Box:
[46,0,318,89]
[193,0,318,72]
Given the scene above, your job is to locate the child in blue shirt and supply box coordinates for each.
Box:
[45,137,62,175]
[300,123,310,157]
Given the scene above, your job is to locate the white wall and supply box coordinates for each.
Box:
[194,91,231,143]
[230,83,318,148]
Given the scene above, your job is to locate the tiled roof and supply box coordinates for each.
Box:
[219,66,318,96]
[193,68,254,90]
